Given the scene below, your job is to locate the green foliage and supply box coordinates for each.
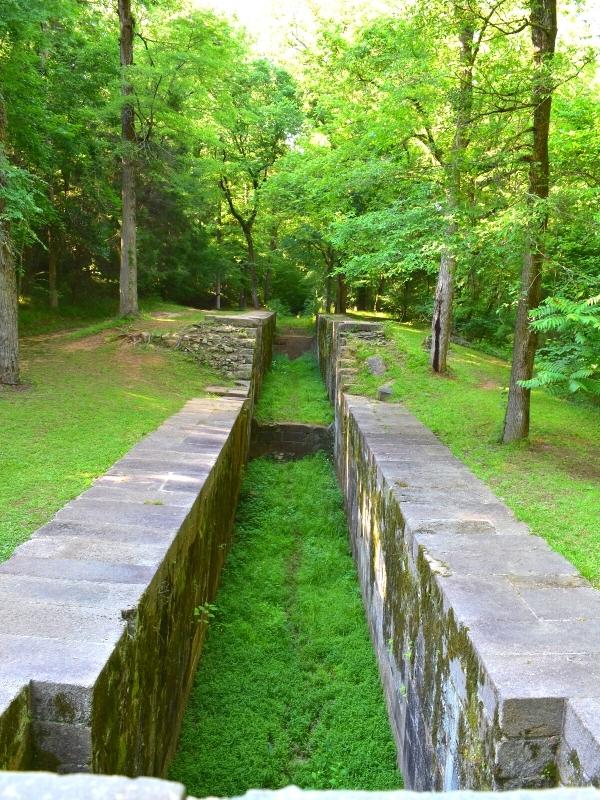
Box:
[170,454,401,795]
[255,353,333,425]
[350,320,600,587]
[521,295,600,397]
[0,305,223,561]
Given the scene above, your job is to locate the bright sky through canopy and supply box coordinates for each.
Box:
[191,0,395,61]
[192,0,600,62]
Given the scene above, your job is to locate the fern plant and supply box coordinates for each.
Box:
[520,295,600,398]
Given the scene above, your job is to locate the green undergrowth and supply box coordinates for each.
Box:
[255,353,333,425]
[0,311,222,562]
[350,321,600,587]
[276,314,315,332]
[170,455,401,795]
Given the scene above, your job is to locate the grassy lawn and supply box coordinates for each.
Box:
[0,307,223,562]
[19,298,208,338]
[255,353,333,426]
[170,455,401,796]
[350,321,600,588]
[276,314,316,333]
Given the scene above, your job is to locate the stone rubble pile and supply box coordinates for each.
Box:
[172,319,257,381]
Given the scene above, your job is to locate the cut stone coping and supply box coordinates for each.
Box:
[316,314,600,789]
[0,311,275,777]
[0,777,600,800]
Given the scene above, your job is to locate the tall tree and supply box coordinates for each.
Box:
[430,4,476,374]
[0,92,18,385]
[502,0,558,442]
[215,60,302,308]
[118,0,138,316]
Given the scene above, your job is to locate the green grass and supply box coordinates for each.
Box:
[19,297,208,338]
[276,314,315,333]
[350,321,600,587]
[18,297,118,337]
[170,455,401,796]
[255,354,333,425]
[0,315,222,562]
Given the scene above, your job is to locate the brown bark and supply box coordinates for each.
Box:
[374,277,385,313]
[219,179,260,309]
[118,0,138,316]
[48,225,59,309]
[335,273,347,314]
[215,202,222,309]
[0,93,18,385]
[242,224,259,309]
[431,243,456,372]
[502,0,557,443]
[264,230,277,305]
[0,222,19,385]
[430,10,475,373]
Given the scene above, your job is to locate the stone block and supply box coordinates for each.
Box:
[561,699,600,784]
[0,772,186,799]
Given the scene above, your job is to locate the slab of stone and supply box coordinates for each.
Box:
[13,536,165,567]
[0,573,144,613]
[0,635,119,687]
[0,772,186,799]
[235,786,600,800]
[413,531,583,580]
[54,498,190,530]
[561,699,600,783]
[0,599,124,642]
[31,519,186,546]
[0,556,154,585]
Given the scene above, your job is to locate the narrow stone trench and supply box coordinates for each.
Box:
[169,349,402,797]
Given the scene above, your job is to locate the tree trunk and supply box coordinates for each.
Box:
[325,275,333,313]
[215,274,221,310]
[502,0,557,443]
[118,0,138,317]
[374,277,385,312]
[264,230,277,305]
[430,11,474,373]
[356,285,368,311]
[242,224,259,309]
[0,221,19,385]
[335,273,347,314]
[431,245,456,372]
[48,225,59,309]
[0,91,18,385]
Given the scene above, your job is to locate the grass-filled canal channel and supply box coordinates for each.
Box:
[170,451,401,796]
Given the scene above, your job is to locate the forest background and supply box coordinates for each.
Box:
[0,0,598,441]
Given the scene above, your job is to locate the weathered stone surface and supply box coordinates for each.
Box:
[0,777,599,800]
[0,313,275,778]
[249,421,333,459]
[0,772,186,799]
[316,313,600,790]
[154,310,275,389]
[367,355,386,375]
[377,383,393,401]
[274,330,314,360]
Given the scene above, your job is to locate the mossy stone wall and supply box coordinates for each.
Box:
[317,314,600,790]
[0,312,275,778]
